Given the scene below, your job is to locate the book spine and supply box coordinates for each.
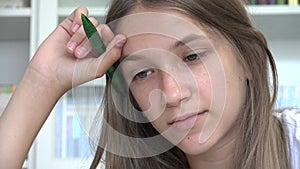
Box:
[268,0,277,4]
[288,0,298,5]
[0,84,17,95]
[10,85,16,93]
[277,0,287,4]
[2,85,9,94]
[258,0,268,4]
[249,0,257,4]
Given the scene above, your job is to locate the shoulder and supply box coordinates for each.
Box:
[275,109,300,142]
[275,109,300,128]
[275,109,300,169]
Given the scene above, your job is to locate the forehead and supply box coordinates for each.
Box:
[112,11,203,36]
[121,33,209,59]
[107,9,212,57]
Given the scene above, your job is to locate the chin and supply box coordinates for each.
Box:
[177,132,216,155]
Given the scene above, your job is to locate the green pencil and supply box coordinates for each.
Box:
[81,14,124,94]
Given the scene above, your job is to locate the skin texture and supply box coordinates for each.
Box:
[119,7,248,169]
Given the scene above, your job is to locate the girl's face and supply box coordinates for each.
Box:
[116,8,247,155]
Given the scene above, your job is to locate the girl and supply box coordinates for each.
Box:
[0,0,299,169]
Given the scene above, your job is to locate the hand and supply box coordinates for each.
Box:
[28,6,126,94]
[0,7,126,168]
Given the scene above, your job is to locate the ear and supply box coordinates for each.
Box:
[242,63,253,81]
[245,69,253,80]
[239,65,252,82]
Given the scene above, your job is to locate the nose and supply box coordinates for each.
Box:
[161,71,191,107]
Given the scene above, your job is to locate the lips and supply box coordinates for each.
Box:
[169,111,207,130]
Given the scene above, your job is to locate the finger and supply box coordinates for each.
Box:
[94,34,127,78]
[72,34,127,87]
[59,7,88,36]
[70,6,89,33]
[67,17,99,55]
[74,39,93,58]
[100,24,115,46]
[74,23,114,58]
[76,38,101,59]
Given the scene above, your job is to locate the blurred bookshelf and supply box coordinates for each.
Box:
[55,85,104,159]
[0,84,16,116]
[244,0,300,5]
[277,84,300,108]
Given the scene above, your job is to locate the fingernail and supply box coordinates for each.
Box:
[115,37,126,47]
[67,41,77,52]
[76,47,88,58]
[72,24,80,33]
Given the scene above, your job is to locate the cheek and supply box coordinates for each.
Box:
[218,47,247,120]
[189,62,213,111]
[130,85,151,114]
[130,84,165,122]
[193,69,212,105]
[223,72,246,119]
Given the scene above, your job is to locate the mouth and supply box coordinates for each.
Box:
[169,111,207,130]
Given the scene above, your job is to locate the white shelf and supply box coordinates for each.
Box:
[58,0,109,8]
[0,40,29,84]
[0,17,30,40]
[58,6,108,17]
[252,14,300,39]
[247,5,300,15]
[0,8,31,17]
[244,6,300,40]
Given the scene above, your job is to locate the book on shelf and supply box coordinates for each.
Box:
[243,0,300,4]
[0,84,16,94]
[258,0,268,4]
[243,0,256,5]
[277,0,287,4]
[0,84,16,116]
[288,0,299,5]
[268,0,277,4]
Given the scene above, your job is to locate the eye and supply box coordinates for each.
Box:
[134,69,154,80]
[183,52,206,62]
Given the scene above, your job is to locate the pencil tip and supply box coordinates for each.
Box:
[81,13,87,19]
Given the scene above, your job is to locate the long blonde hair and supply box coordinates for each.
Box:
[90,0,291,168]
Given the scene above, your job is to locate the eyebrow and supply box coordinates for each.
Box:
[121,54,144,63]
[121,34,206,63]
[173,33,206,48]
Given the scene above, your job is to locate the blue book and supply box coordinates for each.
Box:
[268,0,277,4]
